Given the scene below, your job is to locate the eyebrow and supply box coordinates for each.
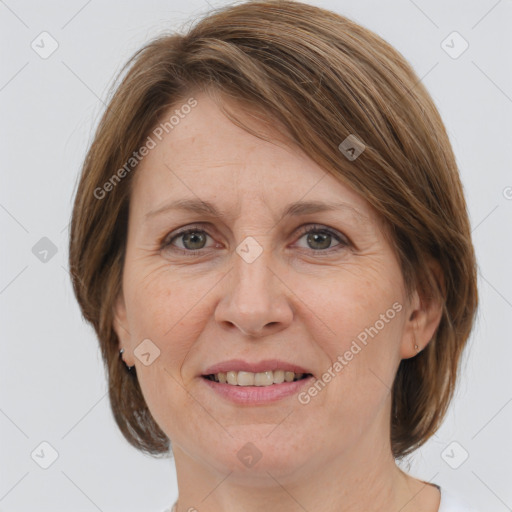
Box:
[144,198,369,224]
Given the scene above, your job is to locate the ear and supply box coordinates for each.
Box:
[400,259,444,359]
[113,291,130,349]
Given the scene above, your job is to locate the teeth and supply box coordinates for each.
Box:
[254,371,273,386]
[273,370,285,384]
[285,371,295,382]
[209,370,308,386]
[237,371,255,386]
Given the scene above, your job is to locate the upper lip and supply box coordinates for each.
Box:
[202,359,312,376]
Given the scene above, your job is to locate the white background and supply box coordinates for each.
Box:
[1,0,511,511]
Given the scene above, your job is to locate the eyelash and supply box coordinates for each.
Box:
[160,223,349,256]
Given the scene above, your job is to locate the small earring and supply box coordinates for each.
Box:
[414,344,420,351]
[119,348,134,371]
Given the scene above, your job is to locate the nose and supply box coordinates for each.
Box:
[214,244,294,338]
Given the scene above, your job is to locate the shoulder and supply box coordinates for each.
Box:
[438,487,480,512]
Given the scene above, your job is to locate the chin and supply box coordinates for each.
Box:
[197,422,319,484]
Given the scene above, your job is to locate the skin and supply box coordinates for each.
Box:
[113,90,443,512]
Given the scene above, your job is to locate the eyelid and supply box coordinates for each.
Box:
[161,222,216,250]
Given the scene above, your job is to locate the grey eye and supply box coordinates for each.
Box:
[180,231,208,250]
[303,231,334,250]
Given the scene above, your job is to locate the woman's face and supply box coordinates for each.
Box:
[114,92,426,483]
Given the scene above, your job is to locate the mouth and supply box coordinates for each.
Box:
[200,360,314,404]
[202,370,312,386]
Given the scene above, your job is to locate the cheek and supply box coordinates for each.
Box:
[124,262,215,355]
[135,362,203,450]
[300,264,405,416]
[304,260,404,352]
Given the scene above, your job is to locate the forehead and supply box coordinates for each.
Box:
[130,92,376,224]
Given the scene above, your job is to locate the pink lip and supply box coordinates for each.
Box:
[201,376,314,405]
[202,359,311,376]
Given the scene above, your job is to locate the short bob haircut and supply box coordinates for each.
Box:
[69,0,478,459]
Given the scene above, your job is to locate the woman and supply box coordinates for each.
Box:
[68,1,479,510]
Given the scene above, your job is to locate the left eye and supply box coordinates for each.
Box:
[162,224,348,254]
[295,226,346,251]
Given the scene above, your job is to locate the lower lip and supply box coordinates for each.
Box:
[201,376,314,405]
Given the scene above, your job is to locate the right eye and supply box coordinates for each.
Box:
[161,225,217,255]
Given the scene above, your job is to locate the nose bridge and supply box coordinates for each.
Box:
[215,233,292,336]
[232,234,275,311]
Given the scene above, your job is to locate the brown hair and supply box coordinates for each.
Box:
[68,0,478,459]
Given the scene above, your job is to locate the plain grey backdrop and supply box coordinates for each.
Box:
[1,0,511,510]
